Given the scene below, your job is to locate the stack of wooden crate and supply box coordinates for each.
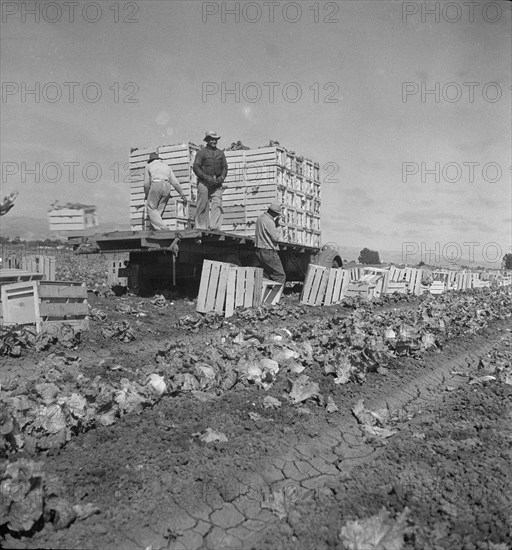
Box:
[48,202,98,233]
[222,146,321,247]
[129,143,200,231]
[129,142,322,247]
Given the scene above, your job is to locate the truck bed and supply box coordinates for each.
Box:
[69,229,320,255]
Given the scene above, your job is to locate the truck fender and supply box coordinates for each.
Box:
[311,249,343,269]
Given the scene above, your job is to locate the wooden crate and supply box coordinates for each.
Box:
[324,268,350,305]
[22,256,56,281]
[4,256,56,281]
[344,281,376,300]
[472,279,491,289]
[196,260,265,317]
[1,280,89,332]
[348,268,361,281]
[361,267,390,295]
[455,271,470,290]
[297,267,389,302]
[386,266,423,295]
[307,231,321,248]
[261,279,282,306]
[498,276,511,287]
[0,269,45,286]
[131,213,192,232]
[386,281,409,294]
[359,273,386,298]
[404,267,423,295]
[222,145,321,245]
[107,252,130,287]
[225,265,264,317]
[196,261,231,315]
[429,281,446,294]
[300,265,330,306]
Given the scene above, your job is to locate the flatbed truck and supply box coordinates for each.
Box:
[70,228,342,295]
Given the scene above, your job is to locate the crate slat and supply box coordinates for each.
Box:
[243,269,255,308]
[235,269,246,308]
[214,263,230,314]
[196,260,213,313]
[38,284,87,299]
[205,262,222,312]
[225,268,237,318]
[39,302,89,317]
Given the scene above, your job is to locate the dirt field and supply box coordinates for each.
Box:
[1,264,511,550]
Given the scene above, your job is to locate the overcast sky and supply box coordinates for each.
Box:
[1,0,510,262]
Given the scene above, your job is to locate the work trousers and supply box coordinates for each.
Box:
[195,182,223,230]
[146,180,171,230]
[256,248,286,286]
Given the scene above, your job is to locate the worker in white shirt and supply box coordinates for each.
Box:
[144,152,188,230]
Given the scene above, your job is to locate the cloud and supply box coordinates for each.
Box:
[450,220,495,233]
[394,210,462,226]
[351,224,383,238]
[343,187,376,205]
[395,209,502,237]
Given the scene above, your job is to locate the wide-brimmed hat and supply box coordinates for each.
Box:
[204,130,221,141]
[147,152,159,163]
[268,202,282,214]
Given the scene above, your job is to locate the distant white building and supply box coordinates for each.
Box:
[48,202,98,233]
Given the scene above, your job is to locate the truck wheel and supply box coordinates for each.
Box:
[313,249,343,269]
[332,256,343,269]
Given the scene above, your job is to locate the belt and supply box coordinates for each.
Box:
[151,179,168,182]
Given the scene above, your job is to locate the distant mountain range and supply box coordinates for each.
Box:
[0,216,130,241]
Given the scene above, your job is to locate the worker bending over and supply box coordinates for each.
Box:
[144,152,188,230]
[193,130,228,230]
[255,203,286,286]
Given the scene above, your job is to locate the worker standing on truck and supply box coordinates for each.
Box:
[193,130,228,230]
[255,203,286,286]
[144,152,188,231]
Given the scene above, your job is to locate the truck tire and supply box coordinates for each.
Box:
[313,248,343,269]
[331,256,343,269]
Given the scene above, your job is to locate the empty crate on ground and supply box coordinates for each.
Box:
[301,265,391,305]
[1,280,89,332]
[299,264,510,306]
[3,255,56,281]
[196,260,282,317]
